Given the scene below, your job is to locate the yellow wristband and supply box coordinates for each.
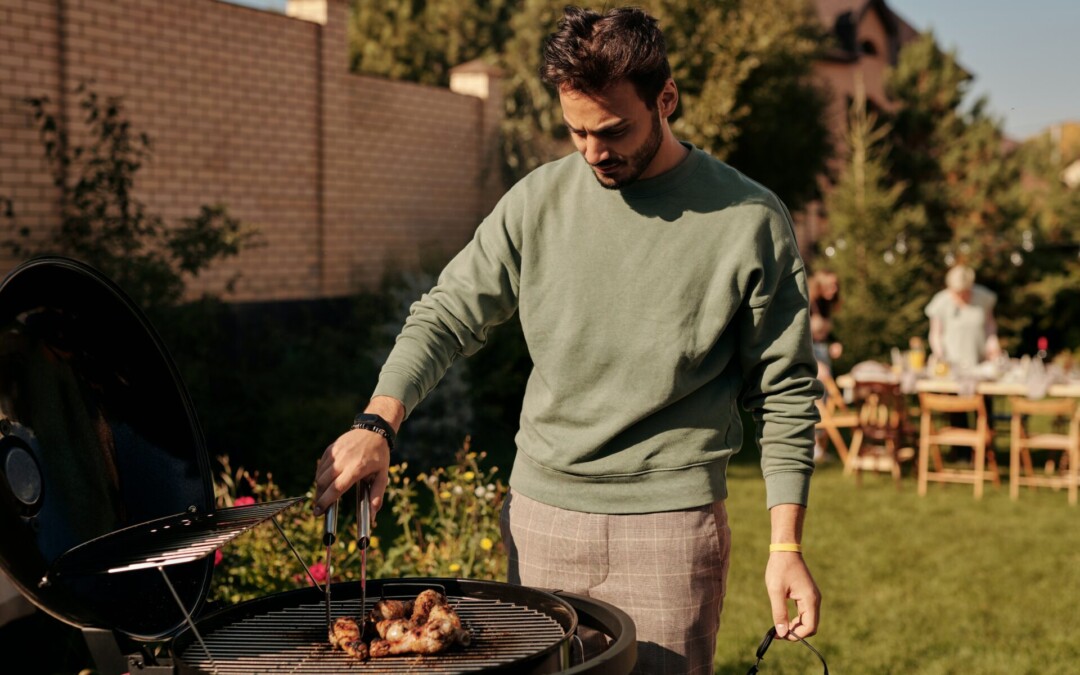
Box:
[769,543,802,553]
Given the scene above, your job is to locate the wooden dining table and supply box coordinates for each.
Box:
[835,373,1080,399]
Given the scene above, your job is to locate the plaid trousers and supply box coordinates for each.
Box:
[500,490,731,675]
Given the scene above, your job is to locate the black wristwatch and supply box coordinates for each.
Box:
[351,413,396,452]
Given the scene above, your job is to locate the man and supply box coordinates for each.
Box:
[315,7,822,673]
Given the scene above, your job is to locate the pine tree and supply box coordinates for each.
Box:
[824,78,928,365]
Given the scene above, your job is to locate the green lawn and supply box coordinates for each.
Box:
[714,459,1080,674]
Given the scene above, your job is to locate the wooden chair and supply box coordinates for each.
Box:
[917,392,1000,499]
[1008,397,1079,506]
[845,381,916,488]
[814,373,859,464]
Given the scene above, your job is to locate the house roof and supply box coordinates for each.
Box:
[814,0,919,63]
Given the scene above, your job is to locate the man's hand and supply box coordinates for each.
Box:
[766,503,821,640]
[313,396,404,517]
[765,550,820,640]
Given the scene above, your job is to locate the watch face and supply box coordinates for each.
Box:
[354,414,383,428]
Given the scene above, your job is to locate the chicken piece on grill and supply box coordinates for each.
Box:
[368,593,470,657]
[336,589,470,659]
[374,617,414,641]
[409,589,444,625]
[428,603,471,646]
[370,598,413,622]
[329,616,369,659]
[368,615,467,657]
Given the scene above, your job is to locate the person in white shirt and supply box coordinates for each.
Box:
[925,264,1001,370]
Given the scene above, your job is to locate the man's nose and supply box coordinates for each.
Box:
[583,136,609,165]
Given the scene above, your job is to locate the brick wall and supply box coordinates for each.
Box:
[0,0,502,301]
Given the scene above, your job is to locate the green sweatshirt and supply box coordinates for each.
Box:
[373,144,822,513]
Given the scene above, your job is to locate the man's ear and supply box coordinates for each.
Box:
[657,79,679,119]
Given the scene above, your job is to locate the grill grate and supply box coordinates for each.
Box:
[179,595,569,674]
[46,498,304,579]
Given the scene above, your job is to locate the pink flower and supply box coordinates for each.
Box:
[234,496,255,507]
[214,549,223,566]
[308,562,328,585]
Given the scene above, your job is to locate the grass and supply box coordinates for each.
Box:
[713,457,1080,674]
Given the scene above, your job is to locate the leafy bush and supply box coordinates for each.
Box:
[209,438,507,605]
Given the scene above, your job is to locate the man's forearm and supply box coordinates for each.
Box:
[769,503,806,544]
[365,396,405,433]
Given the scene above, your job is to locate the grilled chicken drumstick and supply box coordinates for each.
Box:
[329,616,369,659]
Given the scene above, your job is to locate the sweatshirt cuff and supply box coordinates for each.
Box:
[371,371,423,420]
[764,470,812,509]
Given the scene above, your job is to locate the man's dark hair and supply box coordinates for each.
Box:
[541,6,671,108]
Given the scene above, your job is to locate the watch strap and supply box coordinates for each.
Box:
[351,413,396,452]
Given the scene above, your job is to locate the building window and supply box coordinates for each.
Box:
[861,40,878,56]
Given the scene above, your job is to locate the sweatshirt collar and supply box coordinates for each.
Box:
[613,141,703,199]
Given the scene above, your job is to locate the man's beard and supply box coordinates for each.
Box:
[592,112,664,190]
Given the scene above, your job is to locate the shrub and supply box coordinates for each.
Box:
[209,438,507,605]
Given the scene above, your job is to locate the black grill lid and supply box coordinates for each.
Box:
[0,257,216,639]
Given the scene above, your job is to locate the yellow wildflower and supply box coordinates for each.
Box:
[369,536,379,549]
[347,540,357,554]
[480,537,493,551]
[440,490,451,500]
[466,452,477,460]
[463,471,475,481]
[388,465,399,475]
[449,563,461,573]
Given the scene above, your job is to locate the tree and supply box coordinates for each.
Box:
[883,33,1074,357]
[348,0,831,211]
[1,85,256,311]
[1006,133,1080,354]
[823,79,928,366]
[655,0,832,209]
[348,0,515,86]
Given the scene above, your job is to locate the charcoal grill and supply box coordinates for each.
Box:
[0,257,636,675]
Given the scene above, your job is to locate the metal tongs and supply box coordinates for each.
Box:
[323,482,372,640]
[323,500,338,637]
[357,481,372,618]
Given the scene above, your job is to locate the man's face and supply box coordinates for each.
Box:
[559,80,665,189]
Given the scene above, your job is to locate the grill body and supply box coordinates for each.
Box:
[172,579,581,674]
